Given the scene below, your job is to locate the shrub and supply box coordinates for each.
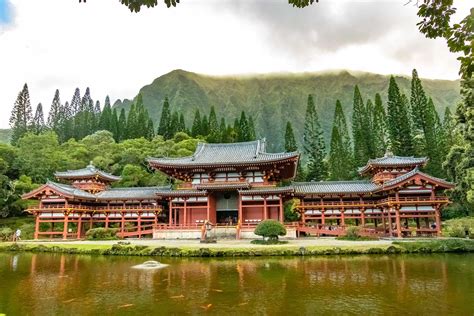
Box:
[345,226,360,239]
[0,227,13,241]
[254,220,286,241]
[85,228,119,240]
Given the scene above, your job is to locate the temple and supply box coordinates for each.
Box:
[23,139,454,239]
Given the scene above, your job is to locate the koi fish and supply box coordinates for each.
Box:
[170,295,185,299]
[118,304,134,309]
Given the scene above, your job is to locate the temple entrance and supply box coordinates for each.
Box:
[215,192,238,225]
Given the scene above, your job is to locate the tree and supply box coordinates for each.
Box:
[191,109,202,137]
[328,100,353,180]
[110,108,120,141]
[118,108,127,141]
[303,94,327,181]
[32,103,46,134]
[372,93,387,157]
[9,83,33,145]
[201,114,209,136]
[284,121,297,152]
[351,86,374,167]
[238,111,250,142]
[248,115,256,141]
[70,88,81,116]
[47,89,63,135]
[99,96,113,132]
[178,113,186,133]
[254,219,287,241]
[386,76,414,156]
[207,106,220,142]
[126,103,138,139]
[158,97,171,139]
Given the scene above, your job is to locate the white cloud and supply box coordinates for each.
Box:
[0,0,467,128]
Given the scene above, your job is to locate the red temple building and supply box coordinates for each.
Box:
[23,139,454,239]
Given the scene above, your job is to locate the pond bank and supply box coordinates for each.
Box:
[1,238,474,257]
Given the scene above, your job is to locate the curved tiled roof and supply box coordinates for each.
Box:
[359,154,427,174]
[238,186,295,195]
[148,139,298,167]
[380,167,454,190]
[195,182,251,190]
[55,163,121,182]
[293,181,380,195]
[95,186,171,200]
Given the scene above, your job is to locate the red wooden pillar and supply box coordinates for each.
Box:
[183,198,188,226]
[77,214,82,239]
[361,208,366,227]
[435,204,441,237]
[238,194,242,224]
[173,202,177,225]
[387,208,393,236]
[62,211,69,240]
[206,195,211,222]
[34,213,40,240]
[137,211,142,239]
[395,207,402,238]
[121,212,125,235]
[169,199,173,225]
[105,213,109,229]
[321,209,325,225]
[263,196,268,220]
[278,195,283,223]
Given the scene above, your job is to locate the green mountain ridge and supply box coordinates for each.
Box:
[113,69,460,151]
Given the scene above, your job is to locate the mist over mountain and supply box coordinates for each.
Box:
[113,69,460,151]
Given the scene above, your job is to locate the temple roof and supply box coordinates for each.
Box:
[22,181,171,201]
[55,163,121,182]
[380,167,454,190]
[358,154,428,175]
[195,182,251,190]
[293,181,379,195]
[148,139,299,168]
[238,186,295,195]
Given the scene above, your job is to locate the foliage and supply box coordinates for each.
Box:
[329,100,353,180]
[0,228,13,241]
[250,239,288,245]
[9,83,33,145]
[254,220,287,241]
[283,198,300,222]
[85,228,119,240]
[442,217,474,238]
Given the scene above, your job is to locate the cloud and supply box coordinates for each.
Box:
[0,0,465,129]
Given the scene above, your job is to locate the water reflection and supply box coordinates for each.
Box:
[0,253,473,315]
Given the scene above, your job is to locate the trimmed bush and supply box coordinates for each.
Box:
[254,220,287,241]
[345,226,360,239]
[85,228,119,240]
[0,227,13,241]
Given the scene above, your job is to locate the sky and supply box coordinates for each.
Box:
[0,0,470,129]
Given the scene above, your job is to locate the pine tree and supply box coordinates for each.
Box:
[178,113,186,133]
[169,111,179,137]
[191,109,202,137]
[70,88,81,115]
[238,111,250,141]
[352,86,370,167]
[328,100,353,179]
[219,118,227,142]
[99,97,113,132]
[387,76,414,156]
[10,84,33,145]
[207,106,220,142]
[248,115,256,140]
[372,93,387,157]
[201,115,209,136]
[146,118,155,140]
[126,103,138,139]
[410,69,429,138]
[118,108,127,141]
[32,103,46,134]
[47,89,63,135]
[303,94,327,181]
[110,108,119,141]
[158,97,171,139]
[284,121,297,152]
[136,100,150,138]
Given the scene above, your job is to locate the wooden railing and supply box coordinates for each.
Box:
[28,205,162,212]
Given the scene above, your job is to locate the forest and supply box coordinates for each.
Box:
[1,68,472,219]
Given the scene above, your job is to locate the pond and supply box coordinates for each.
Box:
[1,253,473,315]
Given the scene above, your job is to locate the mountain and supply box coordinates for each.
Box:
[113,69,461,151]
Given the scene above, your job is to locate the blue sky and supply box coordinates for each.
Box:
[0,0,12,25]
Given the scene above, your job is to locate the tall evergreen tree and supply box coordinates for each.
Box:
[238,111,250,141]
[157,97,171,139]
[351,86,368,167]
[118,108,127,141]
[99,97,113,132]
[126,103,138,139]
[219,118,228,142]
[248,115,256,141]
[110,108,119,141]
[70,88,81,115]
[387,76,414,156]
[47,89,63,135]
[135,100,150,138]
[10,84,33,145]
[32,103,46,134]
[191,109,202,137]
[146,118,155,140]
[178,113,186,133]
[201,115,209,136]
[207,106,220,142]
[284,121,297,152]
[328,100,353,179]
[372,93,387,157]
[303,94,327,181]
[169,111,179,137]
